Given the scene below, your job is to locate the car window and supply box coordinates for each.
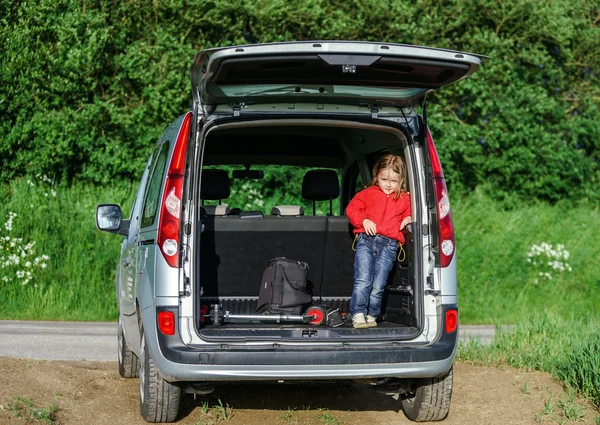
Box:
[141,143,170,228]
[203,165,341,216]
[130,148,159,220]
[121,147,158,241]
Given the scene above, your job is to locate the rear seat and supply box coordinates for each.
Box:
[270,205,304,217]
[200,169,232,216]
[199,169,355,307]
[200,216,327,298]
[302,169,339,216]
[302,170,354,298]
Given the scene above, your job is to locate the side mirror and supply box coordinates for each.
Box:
[96,204,129,236]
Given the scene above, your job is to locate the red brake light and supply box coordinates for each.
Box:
[427,129,455,268]
[157,311,175,335]
[158,112,192,267]
[427,129,444,179]
[445,309,458,333]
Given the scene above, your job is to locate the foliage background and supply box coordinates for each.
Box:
[0,0,599,321]
[1,0,599,203]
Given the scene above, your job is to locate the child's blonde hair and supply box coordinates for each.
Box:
[370,153,408,199]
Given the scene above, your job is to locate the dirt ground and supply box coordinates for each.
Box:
[0,358,597,425]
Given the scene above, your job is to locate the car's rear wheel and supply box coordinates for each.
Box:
[139,330,181,423]
[118,314,139,378]
[400,366,453,422]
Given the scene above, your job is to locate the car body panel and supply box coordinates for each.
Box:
[146,304,458,382]
[191,41,484,109]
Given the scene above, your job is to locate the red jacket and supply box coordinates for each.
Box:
[346,186,411,244]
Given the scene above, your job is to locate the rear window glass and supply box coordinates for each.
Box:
[202,165,341,216]
[141,143,169,228]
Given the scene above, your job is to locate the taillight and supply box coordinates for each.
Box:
[157,113,192,267]
[157,311,175,335]
[427,129,455,267]
[445,309,458,333]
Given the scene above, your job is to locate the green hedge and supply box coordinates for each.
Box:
[1,0,599,202]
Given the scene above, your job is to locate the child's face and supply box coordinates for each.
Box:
[377,168,400,195]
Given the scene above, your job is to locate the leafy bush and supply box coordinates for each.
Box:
[1,0,599,202]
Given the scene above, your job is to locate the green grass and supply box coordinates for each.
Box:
[194,397,232,424]
[458,311,600,409]
[9,396,60,424]
[0,176,134,321]
[316,409,340,425]
[0,177,599,325]
[454,189,600,324]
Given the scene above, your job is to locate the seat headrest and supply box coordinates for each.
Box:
[302,170,339,201]
[271,205,304,217]
[201,205,231,216]
[201,169,230,200]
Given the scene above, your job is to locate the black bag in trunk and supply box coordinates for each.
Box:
[256,257,312,314]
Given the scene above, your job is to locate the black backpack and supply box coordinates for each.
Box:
[256,257,312,314]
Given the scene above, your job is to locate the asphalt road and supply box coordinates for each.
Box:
[0,321,500,361]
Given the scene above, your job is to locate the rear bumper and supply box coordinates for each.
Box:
[145,305,458,382]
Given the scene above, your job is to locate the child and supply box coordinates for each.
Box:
[346,154,412,329]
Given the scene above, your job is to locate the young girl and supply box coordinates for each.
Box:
[346,154,412,329]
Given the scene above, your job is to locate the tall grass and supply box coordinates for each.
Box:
[0,176,134,321]
[0,177,599,323]
[453,189,600,324]
[459,311,600,408]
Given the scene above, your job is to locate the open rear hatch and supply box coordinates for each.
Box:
[191,41,484,110]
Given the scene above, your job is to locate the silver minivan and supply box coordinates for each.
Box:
[97,41,484,423]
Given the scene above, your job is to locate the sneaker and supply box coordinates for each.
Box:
[366,315,378,327]
[352,313,369,329]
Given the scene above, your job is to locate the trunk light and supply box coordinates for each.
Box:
[157,311,175,335]
[445,309,458,333]
[157,112,192,268]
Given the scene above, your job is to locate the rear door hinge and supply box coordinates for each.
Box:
[424,275,439,296]
[179,277,191,297]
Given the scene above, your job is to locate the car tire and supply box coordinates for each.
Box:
[139,330,181,423]
[400,366,453,422]
[118,314,139,378]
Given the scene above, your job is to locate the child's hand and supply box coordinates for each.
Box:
[362,218,377,236]
[400,216,412,230]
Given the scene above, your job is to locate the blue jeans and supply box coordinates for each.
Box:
[350,234,398,318]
